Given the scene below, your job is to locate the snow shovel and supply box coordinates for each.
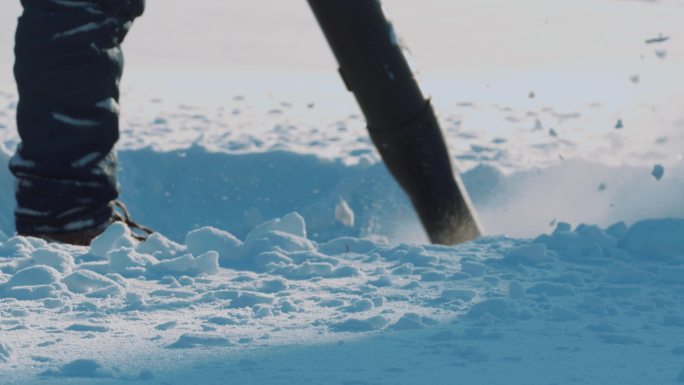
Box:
[307,0,482,245]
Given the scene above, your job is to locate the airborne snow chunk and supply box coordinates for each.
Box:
[335,198,355,227]
[645,33,670,44]
[652,164,664,180]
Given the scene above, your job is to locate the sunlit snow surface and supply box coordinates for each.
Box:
[1,0,684,384]
[1,211,684,384]
[1,90,684,385]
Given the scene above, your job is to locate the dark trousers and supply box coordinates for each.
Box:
[11,0,144,234]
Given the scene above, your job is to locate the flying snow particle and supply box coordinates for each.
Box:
[652,164,665,181]
[655,136,668,145]
[630,75,640,84]
[615,119,623,129]
[533,119,543,131]
[598,183,607,192]
[335,199,355,227]
[549,128,558,137]
[655,50,667,59]
[645,34,670,44]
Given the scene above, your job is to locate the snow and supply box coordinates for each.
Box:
[62,270,120,294]
[1,0,684,384]
[0,342,11,363]
[334,198,355,227]
[621,218,684,259]
[185,227,242,263]
[40,359,116,379]
[653,163,666,180]
[167,333,233,349]
[2,213,684,383]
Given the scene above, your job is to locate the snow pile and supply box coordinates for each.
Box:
[1,214,682,307]
[532,218,684,263]
[1,213,684,383]
[0,223,220,302]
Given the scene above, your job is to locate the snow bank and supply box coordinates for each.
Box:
[2,212,684,384]
[1,215,680,304]
[1,213,681,313]
[621,218,684,259]
[534,218,684,261]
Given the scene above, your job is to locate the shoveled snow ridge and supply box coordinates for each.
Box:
[1,213,684,383]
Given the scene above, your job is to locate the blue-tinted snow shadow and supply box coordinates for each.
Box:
[118,146,419,243]
[142,327,671,385]
[3,144,682,242]
[25,320,677,385]
[0,147,14,236]
[462,160,684,238]
[0,145,420,241]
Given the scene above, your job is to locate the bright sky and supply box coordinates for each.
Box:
[0,0,682,131]
[1,0,682,73]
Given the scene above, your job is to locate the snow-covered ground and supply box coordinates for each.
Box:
[1,0,684,384]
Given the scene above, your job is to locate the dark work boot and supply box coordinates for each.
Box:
[20,201,153,246]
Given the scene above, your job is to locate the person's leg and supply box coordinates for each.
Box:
[11,0,144,236]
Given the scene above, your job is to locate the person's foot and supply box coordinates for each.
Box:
[19,201,153,246]
[22,223,111,246]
